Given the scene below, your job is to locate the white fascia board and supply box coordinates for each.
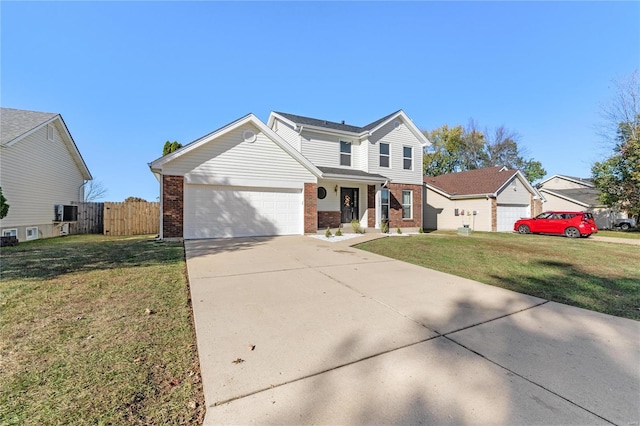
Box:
[539,189,590,208]
[301,125,363,139]
[149,113,322,179]
[425,184,455,199]
[539,174,594,188]
[321,173,386,183]
[267,112,297,130]
[367,111,431,147]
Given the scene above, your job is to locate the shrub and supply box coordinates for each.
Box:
[336,228,343,236]
[397,227,402,234]
[350,220,361,233]
[325,227,332,238]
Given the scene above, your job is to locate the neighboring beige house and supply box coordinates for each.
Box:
[423,166,543,232]
[0,108,92,241]
[149,110,430,239]
[536,174,623,229]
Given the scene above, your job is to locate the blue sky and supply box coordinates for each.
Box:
[2,1,638,202]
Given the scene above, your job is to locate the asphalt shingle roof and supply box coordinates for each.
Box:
[540,187,603,207]
[274,110,402,134]
[424,166,518,196]
[1,107,58,145]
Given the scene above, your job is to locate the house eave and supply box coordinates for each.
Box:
[320,173,388,184]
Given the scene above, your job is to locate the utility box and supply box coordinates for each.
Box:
[457,226,472,236]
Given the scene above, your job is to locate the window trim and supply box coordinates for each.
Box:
[340,140,352,167]
[47,124,54,141]
[2,228,17,237]
[379,142,390,168]
[380,188,390,221]
[26,227,39,241]
[401,190,412,219]
[403,146,413,170]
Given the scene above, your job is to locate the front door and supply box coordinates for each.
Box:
[340,187,359,223]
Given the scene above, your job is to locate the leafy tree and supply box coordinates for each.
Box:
[124,196,147,203]
[163,140,182,156]
[423,121,546,183]
[592,70,640,220]
[0,186,9,219]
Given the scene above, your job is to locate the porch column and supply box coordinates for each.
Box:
[304,183,317,233]
[367,185,376,228]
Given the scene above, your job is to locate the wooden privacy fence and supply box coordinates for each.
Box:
[76,202,104,234]
[103,202,160,236]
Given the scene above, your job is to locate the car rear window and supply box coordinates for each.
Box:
[583,213,593,220]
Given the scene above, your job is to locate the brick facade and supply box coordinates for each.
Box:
[162,175,184,238]
[491,198,497,232]
[303,183,317,233]
[387,183,422,229]
[531,196,543,217]
[318,211,341,229]
[367,185,376,228]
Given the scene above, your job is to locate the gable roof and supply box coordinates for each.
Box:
[268,110,430,147]
[148,113,322,177]
[424,166,541,199]
[0,107,92,180]
[538,187,604,208]
[538,174,595,188]
[1,108,58,146]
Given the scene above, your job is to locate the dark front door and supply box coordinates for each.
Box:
[340,187,359,223]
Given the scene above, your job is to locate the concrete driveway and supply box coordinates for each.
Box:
[185,235,640,425]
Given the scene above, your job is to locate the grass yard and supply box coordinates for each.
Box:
[357,231,640,320]
[0,235,204,425]
[597,229,640,239]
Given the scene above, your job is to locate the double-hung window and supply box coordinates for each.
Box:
[381,189,390,220]
[403,146,412,170]
[402,190,412,219]
[340,141,351,166]
[379,143,390,168]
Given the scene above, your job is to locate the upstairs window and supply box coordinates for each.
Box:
[403,146,412,170]
[340,141,351,166]
[379,143,390,168]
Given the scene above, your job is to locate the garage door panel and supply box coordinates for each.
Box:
[185,185,302,239]
[497,205,529,232]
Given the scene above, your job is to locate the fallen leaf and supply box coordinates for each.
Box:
[232,358,245,364]
[249,345,256,351]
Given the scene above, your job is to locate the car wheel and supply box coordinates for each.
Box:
[517,224,530,234]
[620,223,630,231]
[564,227,581,238]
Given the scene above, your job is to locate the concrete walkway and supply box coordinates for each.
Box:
[185,235,640,425]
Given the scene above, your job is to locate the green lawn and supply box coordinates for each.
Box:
[0,235,204,425]
[357,231,640,320]
[597,229,640,239]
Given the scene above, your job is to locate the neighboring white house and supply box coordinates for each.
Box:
[536,174,624,229]
[0,108,92,241]
[423,166,543,232]
[148,110,430,239]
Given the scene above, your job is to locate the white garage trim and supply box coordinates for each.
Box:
[497,204,530,232]
[185,184,303,239]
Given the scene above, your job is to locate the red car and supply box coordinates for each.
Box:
[514,211,598,238]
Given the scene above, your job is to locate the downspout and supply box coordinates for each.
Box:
[78,180,88,203]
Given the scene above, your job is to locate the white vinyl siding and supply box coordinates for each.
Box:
[0,122,85,229]
[299,130,361,169]
[162,124,316,187]
[423,189,493,231]
[496,177,532,205]
[541,176,591,191]
[271,118,301,151]
[368,119,423,184]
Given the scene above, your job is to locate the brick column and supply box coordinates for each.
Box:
[491,198,497,232]
[304,183,317,233]
[162,175,184,238]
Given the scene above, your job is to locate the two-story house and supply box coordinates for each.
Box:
[149,110,429,239]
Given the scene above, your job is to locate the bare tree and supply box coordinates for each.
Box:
[599,70,639,145]
[83,180,108,202]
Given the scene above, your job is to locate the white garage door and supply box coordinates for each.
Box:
[497,204,530,232]
[184,184,303,239]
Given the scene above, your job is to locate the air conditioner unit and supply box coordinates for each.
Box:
[54,205,78,222]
